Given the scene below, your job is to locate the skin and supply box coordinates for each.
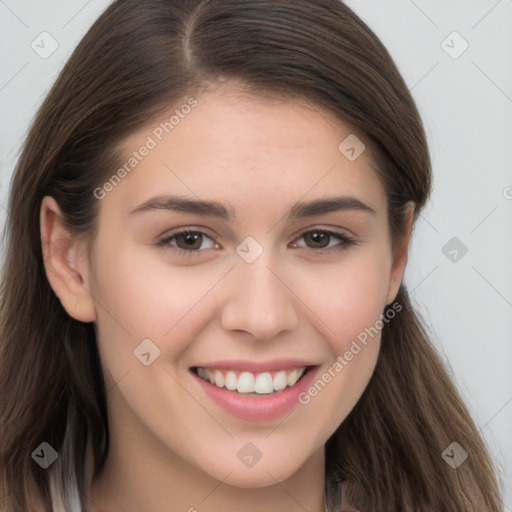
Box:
[41,81,413,512]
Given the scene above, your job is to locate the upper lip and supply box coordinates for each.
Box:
[191,359,319,373]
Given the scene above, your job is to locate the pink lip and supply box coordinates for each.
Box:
[191,365,320,422]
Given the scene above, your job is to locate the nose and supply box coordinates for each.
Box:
[220,256,299,341]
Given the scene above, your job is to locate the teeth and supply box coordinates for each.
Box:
[214,370,225,387]
[287,369,298,387]
[237,372,255,393]
[197,367,211,382]
[225,371,237,391]
[254,372,274,394]
[273,370,287,391]
[196,367,307,395]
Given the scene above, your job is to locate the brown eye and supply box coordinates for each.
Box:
[292,229,356,252]
[303,231,331,249]
[156,230,218,253]
[174,232,203,250]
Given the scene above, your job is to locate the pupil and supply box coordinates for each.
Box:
[308,231,328,248]
[181,233,201,249]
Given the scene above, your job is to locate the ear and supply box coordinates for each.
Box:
[40,196,96,322]
[385,201,415,305]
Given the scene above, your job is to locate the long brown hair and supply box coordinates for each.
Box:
[0,1,503,510]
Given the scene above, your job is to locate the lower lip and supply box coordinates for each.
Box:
[191,366,319,422]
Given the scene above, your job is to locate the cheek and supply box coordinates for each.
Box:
[293,262,389,435]
[295,249,392,354]
[91,245,225,365]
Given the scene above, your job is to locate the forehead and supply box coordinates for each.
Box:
[110,86,387,218]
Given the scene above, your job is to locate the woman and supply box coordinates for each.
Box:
[0,0,503,510]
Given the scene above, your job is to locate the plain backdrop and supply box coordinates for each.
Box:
[0,0,511,508]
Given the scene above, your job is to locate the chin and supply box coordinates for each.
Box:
[215,455,306,489]
[223,470,291,489]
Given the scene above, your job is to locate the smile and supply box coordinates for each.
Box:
[190,360,320,421]
[193,367,309,395]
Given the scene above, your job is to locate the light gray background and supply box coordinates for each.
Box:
[0,0,511,508]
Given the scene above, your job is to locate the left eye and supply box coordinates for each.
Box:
[156,230,217,251]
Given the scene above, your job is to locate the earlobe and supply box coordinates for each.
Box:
[40,196,96,323]
[385,201,415,305]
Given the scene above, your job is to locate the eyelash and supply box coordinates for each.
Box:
[155,228,357,257]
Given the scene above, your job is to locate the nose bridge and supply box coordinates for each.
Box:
[220,248,298,339]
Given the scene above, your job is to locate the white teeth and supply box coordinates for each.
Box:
[272,370,287,391]
[254,372,274,394]
[225,371,237,391]
[287,369,298,387]
[214,370,225,387]
[196,366,307,395]
[237,372,255,393]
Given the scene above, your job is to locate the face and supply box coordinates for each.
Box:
[56,84,408,488]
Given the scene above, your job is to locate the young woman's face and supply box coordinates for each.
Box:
[85,84,406,488]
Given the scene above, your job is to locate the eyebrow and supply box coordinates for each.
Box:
[129,194,377,220]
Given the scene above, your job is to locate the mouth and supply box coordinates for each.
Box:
[190,362,320,421]
[191,366,313,396]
